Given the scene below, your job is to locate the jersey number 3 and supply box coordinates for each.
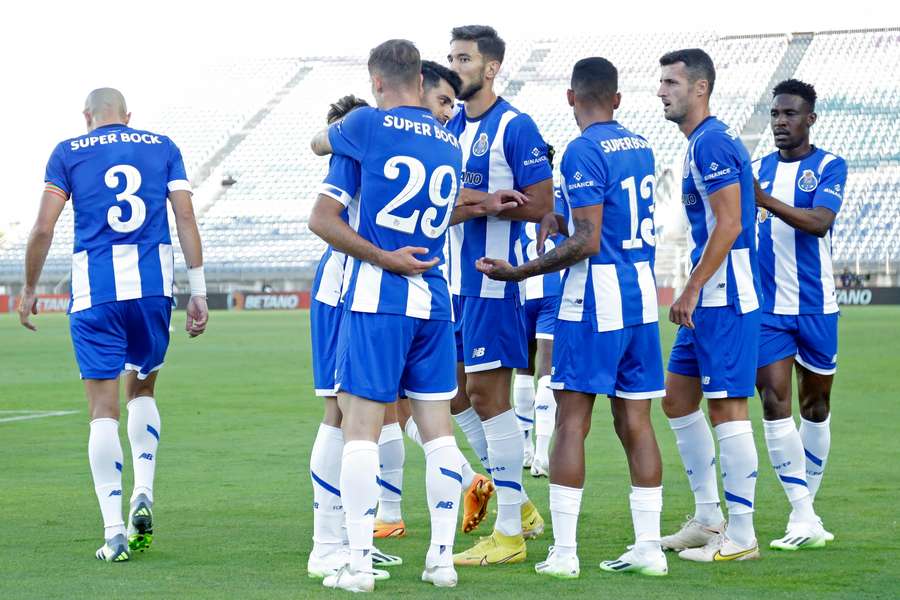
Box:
[105,164,146,233]
[376,156,457,239]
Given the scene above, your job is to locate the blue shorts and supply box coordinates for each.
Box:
[523,296,559,341]
[551,320,665,398]
[758,312,839,375]
[336,311,457,403]
[310,300,342,396]
[454,295,528,373]
[668,306,760,399]
[69,296,172,380]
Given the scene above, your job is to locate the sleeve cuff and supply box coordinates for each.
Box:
[318,183,352,207]
[167,179,192,193]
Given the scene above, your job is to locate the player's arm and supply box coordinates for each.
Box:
[169,190,208,337]
[308,195,438,276]
[18,190,66,331]
[476,204,601,281]
[755,179,835,238]
[670,183,742,329]
[310,126,333,156]
[494,178,554,222]
[449,188,527,225]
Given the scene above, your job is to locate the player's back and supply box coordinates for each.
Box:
[327,105,462,320]
[45,125,189,312]
[558,121,658,331]
[682,116,760,314]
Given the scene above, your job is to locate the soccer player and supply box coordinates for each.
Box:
[515,182,566,477]
[378,59,497,540]
[657,49,762,562]
[445,24,553,567]
[308,39,465,592]
[307,94,400,580]
[18,88,208,562]
[478,57,668,578]
[753,78,844,550]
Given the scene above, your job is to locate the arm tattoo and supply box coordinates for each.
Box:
[517,215,595,279]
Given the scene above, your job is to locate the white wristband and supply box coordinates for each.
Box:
[188,266,207,298]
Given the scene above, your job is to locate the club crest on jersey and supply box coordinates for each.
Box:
[757,208,772,223]
[797,169,818,192]
[472,132,489,157]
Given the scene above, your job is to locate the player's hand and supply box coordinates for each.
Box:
[484,190,527,216]
[537,212,560,255]
[17,288,38,331]
[669,284,699,329]
[380,246,440,276]
[186,295,209,338]
[475,257,521,281]
[753,178,769,208]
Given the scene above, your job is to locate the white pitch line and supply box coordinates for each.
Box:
[0,410,79,423]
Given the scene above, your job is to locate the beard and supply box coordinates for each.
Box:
[457,80,484,101]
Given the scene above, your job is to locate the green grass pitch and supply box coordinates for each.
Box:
[1,307,898,599]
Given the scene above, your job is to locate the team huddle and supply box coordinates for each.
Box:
[19,23,844,594]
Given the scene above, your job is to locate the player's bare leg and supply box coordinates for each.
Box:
[531,338,555,476]
[85,378,129,562]
[660,373,725,550]
[375,402,406,538]
[599,398,667,576]
[536,389,592,578]
[121,372,161,553]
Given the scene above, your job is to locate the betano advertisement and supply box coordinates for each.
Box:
[2,288,898,312]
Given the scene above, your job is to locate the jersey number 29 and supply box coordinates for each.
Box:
[376,156,457,239]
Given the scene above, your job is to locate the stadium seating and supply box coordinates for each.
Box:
[1,29,897,287]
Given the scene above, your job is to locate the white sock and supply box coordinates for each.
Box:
[404,417,424,448]
[310,423,345,556]
[764,418,816,523]
[126,396,160,504]
[716,420,758,547]
[513,374,535,444]
[483,409,524,536]
[454,407,491,472]
[550,483,582,558]
[668,410,724,526]
[88,418,125,539]
[423,436,463,567]
[799,414,831,501]
[630,486,663,555]
[376,423,404,523]
[534,376,556,462]
[341,440,379,573]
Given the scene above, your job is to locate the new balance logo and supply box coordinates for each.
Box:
[702,376,711,385]
[435,501,454,510]
[108,489,122,497]
[364,507,377,516]
[139,452,154,461]
[536,404,549,411]
[472,347,486,358]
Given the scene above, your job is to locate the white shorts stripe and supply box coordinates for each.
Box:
[464,360,503,374]
[404,388,458,401]
[615,389,666,400]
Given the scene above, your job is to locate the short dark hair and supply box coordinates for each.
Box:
[368,39,421,87]
[659,48,716,96]
[571,57,618,105]
[326,95,369,125]
[422,60,462,97]
[450,25,505,63]
[772,78,817,111]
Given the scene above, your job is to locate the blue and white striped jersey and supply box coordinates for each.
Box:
[520,186,568,300]
[557,121,659,332]
[446,98,553,299]
[327,105,462,321]
[681,116,760,314]
[754,147,846,315]
[311,155,361,307]
[43,125,190,314]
